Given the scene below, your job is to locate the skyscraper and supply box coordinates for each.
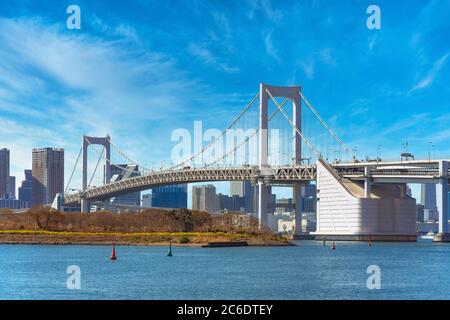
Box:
[0,148,9,198]
[32,148,64,206]
[192,184,218,213]
[151,184,187,209]
[230,181,255,213]
[230,181,246,197]
[7,176,15,199]
[302,183,317,213]
[217,193,246,212]
[421,183,437,221]
[18,170,32,208]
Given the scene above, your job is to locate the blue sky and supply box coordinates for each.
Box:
[0,0,449,202]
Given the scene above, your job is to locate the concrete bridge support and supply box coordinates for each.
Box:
[364,167,372,198]
[80,197,90,213]
[257,180,270,229]
[293,182,303,236]
[434,161,450,242]
[313,159,417,241]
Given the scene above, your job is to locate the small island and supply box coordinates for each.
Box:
[0,207,293,247]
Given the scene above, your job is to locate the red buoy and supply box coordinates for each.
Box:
[110,243,117,260]
[331,241,336,250]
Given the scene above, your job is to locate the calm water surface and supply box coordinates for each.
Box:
[0,240,449,300]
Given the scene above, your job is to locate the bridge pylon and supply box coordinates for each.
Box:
[435,161,449,242]
[258,83,302,229]
[81,135,111,212]
[82,135,111,192]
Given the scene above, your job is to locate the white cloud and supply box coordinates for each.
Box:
[260,0,283,23]
[410,52,449,92]
[91,15,138,42]
[245,0,283,23]
[318,48,336,66]
[264,31,280,63]
[300,60,315,79]
[187,42,239,73]
[381,113,429,136]
[0,17,231,189]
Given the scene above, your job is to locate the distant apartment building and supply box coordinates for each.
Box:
[416,204,425,223]
[32,148,64,206]
[217,193,230,212]
[18,170,32,208]
[0,195,27,209]
[230,181,254,213]
[7,176,15,199]
[218,193,246,213]
[142,193,152,208]
[302,183,317,213]
[275,198,293,213]
[273,184,316,215]
[0,148,9,198]
[421,183,437,221]
[151,184,187,209]
[302,197,316,212]
[192,184,218,213]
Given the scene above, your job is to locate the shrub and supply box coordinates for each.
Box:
[178,236,190,244]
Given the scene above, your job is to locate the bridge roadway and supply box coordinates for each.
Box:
[63,159,450,205]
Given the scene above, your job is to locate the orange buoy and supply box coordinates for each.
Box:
[110,243,117,260]
[331,241,336,250]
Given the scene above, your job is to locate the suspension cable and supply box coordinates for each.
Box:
[204,98,289,167]
[170,92,260,170]
[267,89,322,158]
[107,137,150,173]
[85,137,145,177]
[64,146,82,195]
[299,90,355,159]
[88,147,104,189]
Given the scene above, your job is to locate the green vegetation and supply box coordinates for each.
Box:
[178,236,190,244]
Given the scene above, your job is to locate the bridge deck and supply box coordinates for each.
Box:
[64,161,450,205]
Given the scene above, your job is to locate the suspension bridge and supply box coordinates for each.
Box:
[61,84,450,242]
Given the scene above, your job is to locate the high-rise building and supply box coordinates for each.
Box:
[192,184,218,213]
[18,170,32,208]
[301,183,317,213]
[0,197,27,209]
[230,181,245,197]
[230,181,255,213]
[304,183,316,198]
[7,176,15,199]
[275,198,293,213]
[0,148,9,198]
[416,204,425,223]
[32,148,64,206]
[421,183,437,221]
[108,164,141,208]
[217,193,246,212]
[151,184,187,209]
[142,193,152,208]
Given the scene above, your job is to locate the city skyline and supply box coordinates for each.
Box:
[1,0,450,305]
[0,1,450,199]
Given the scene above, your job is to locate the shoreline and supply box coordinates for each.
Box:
[0,230,295,247]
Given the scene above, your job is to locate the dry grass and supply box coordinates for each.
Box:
[0,207,266,234]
